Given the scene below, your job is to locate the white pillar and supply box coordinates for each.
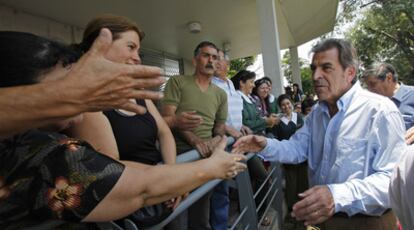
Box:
[289,46,302,89]
[256,0,284,97]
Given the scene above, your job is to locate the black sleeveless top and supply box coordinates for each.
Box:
[104,99,161,165]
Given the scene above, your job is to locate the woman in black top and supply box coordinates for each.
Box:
[104,99,171,165]
[74,15,179,209]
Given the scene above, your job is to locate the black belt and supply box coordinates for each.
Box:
[334,209,391,218]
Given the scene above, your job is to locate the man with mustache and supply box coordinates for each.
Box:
[232,38,406,230]
[161,41,228,229]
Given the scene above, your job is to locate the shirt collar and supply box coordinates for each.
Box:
[392,82,405,105]
[237,90,253,104]
[212,76,227,83]
[319,81,361,114]
[268,94,275,103]
[280,112,298,125]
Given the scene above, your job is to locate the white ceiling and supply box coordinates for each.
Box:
[0,0,338,60]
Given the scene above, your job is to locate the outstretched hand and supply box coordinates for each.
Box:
[231,135,267,154]
[62,28,165,114]
[208,136,247,179]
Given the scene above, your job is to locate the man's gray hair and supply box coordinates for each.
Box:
[362,62,398,82]
[312,38,359,83]
[217,49,230,61]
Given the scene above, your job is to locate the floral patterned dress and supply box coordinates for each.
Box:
[0,130,124,229]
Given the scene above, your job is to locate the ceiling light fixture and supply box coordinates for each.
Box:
[187,21,202,34]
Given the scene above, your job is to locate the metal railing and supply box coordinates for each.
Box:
[26,138,284,230]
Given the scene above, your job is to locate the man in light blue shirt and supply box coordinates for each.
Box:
[363,62,414,145]
[233,39,406,229]
[212,49,252,138]
[210,49,253,229]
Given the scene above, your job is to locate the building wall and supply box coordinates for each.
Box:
[0,4,192,75]
[0,4,83,43]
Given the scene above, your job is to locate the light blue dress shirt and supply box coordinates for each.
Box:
[392,83,414,130]
[258,82,407,216]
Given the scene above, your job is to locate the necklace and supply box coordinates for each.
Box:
[114,109,136,117]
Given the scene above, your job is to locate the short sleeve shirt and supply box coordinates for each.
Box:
[162,75,228,153]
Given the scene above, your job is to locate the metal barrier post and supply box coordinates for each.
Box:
[271,162,284,230]
[232,153,258,230]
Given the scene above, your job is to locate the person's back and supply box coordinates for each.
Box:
[392,83,414,130]
[390,144,414,229]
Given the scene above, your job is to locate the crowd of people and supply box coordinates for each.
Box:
[0,13,414,230]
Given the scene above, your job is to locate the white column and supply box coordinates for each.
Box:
[289,46,302,89]
[256,0,284,97]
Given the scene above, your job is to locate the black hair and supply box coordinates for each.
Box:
[277,94,292,107]
[301,98,315,115]
[231,70,256,90]
[0,31,79,88]
[193,41,218,57]
[261,76,272,85]
[252,78,270,96]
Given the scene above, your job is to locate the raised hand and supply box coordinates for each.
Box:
[62,28,165,115]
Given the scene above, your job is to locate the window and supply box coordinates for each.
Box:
[140,48,183,92]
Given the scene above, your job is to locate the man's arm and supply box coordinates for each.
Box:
[213,122,226,136]
[225,125,243,139]
[0,28,164,139]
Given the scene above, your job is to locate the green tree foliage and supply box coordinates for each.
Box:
[228,56,256,78]
[341,0,414,84]
[281,51,314,94]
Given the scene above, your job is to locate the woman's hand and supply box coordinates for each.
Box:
[207,136,247,179]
